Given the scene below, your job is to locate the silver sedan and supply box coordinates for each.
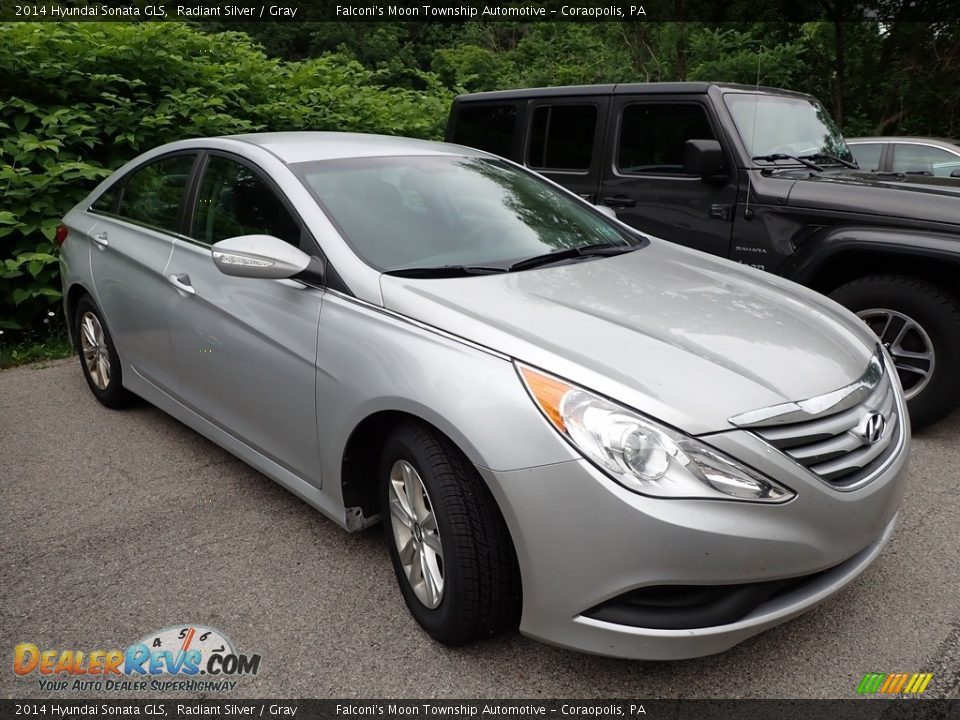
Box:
[58,133,909,659]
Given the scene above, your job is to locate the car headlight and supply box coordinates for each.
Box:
[518,364,794,503]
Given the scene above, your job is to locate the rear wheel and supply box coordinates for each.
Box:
[829,275,960,429]
[75,295,133,409]
[379,421,521,645]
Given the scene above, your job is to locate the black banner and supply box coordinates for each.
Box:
[2,0,960,23]
[2,700,959,720]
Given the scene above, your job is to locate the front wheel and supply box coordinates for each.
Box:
[379,421,521,645]
[829,275,960,429]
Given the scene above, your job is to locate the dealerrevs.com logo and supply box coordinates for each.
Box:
[13,624,261,693]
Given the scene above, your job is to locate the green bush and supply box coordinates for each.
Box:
[0,22,452,337]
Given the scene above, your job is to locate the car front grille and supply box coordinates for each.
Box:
[752,377,900,487]
[729,347,904,490]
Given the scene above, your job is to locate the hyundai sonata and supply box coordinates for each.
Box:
[58,132,909,659]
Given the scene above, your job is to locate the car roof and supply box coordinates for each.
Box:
[226,131,483,164]
[847,137,960,148]
[454,81,814,103]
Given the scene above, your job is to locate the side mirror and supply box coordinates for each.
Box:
[211,234,323,283]
[683,139,725,177]
[951,169,960,179]
[593,204,617,219]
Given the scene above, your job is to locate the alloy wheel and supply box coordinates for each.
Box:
[857,308,935,400]
[79,311,111,391]
[387,459,445,609]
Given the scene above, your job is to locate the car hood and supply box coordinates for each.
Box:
[379,240,878,435]
[785,169,960,227]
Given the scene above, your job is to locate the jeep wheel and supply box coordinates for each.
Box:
[829,275,960,429]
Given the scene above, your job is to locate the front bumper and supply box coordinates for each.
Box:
[478,427,908,660]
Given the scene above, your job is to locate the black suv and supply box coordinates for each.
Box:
[447,82,960,428]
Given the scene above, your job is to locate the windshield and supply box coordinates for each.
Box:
[290,155,634,273]
[723,93,853,163]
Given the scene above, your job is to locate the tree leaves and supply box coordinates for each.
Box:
[0,21,452,335]
[5,17,954,337]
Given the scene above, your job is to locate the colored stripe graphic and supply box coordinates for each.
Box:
[879,674,897,693]
[857,673,886,693]
[857,672,933,694]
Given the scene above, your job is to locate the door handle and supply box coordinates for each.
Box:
[167,273,195,296]
[92,231,109,247]
[709,204,732,221]
[601,195,637,208]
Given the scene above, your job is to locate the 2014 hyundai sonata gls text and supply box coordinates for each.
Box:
[59,132,909,660]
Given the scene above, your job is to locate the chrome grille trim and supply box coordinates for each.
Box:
[729,347,884,428]
[739,351,904,491]
[810,416,898,480]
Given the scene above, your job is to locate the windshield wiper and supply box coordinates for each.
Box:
[798,152,858,169]
[383,265,506,278]
[384,244,639,277]
[752,153,824,171]
[507,243,637,272]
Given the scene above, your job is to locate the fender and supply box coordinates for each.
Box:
[313,291,580,527]
[777,225,960,287]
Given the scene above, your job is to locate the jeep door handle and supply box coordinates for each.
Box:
[167,273,195,296]
[92,231,109,247]
[602,195,637,208]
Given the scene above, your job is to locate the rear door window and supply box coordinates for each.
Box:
[450,103,518,159]
[850,143,883,171]
[115,154,196,234]
[617,104,715,174]
[90,185,120,214]
[527,104,598,171]
[892,144,960,177]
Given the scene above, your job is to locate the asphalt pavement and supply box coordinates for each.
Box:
[2,357,958,699]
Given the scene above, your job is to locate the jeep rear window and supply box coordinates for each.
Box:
[450,103,517,159]
[528,104,598,171]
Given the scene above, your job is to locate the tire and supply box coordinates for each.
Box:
[74,295,134,409]
[829,275,960,429]
[379,421,521,645]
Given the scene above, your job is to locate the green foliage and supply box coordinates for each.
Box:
[686,28,807,87]
[0,301,71,369]
[433,44,503,92]
[499,24,636,88]
[3,18,957,341]
[0,22,452,338]
[0,329,73,369]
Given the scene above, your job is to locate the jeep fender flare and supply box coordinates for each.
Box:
[780,225,960,291]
